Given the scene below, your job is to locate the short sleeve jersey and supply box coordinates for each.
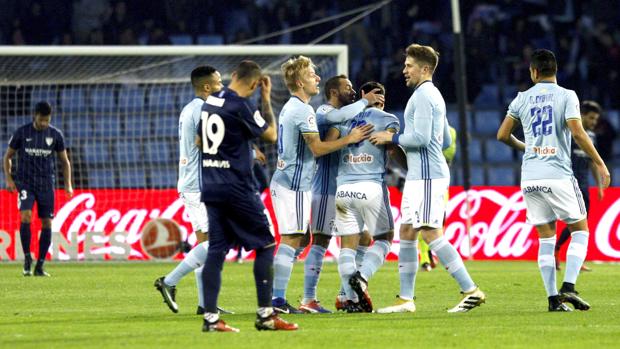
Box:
[271,96,319,192]
[507,82,580,181]
[177,97,204,193]
[335,108,400,186]
[8,123,65,187]
[198,88,268,201]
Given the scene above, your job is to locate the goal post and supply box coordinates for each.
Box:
[0,45,347,261]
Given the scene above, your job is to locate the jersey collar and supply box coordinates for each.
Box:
[414,80,432,92]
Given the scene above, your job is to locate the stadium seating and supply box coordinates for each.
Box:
[153,115,179,138]
[62,114,94,142]
[93,114,122,138]
[88,168,116,188]
[123,114,151,138]
[119,168,147,188]
[144,140,172,165]
[149,167,177,188]
[82,141,110,166]
[472,110,502,136]
[485,139,514,163]
[61,88,87,112]
[487,166,517,186]
[30,88,58,110]
[177,86,195,108]
[169,34,193,45]
[118,86,146,112]
[148,85,176,111]
[90,87,117,112]
[197,34,224,45]
[113,140,143,164]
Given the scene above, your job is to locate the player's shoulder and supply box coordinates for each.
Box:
[180,97,204,114]
[316,103,335,116]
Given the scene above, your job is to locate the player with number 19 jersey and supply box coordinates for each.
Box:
[198,88,268,200]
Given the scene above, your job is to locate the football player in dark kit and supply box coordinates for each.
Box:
[3,101,73,276]
[198,60,298,332]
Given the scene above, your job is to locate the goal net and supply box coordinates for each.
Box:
[0,45,347,261]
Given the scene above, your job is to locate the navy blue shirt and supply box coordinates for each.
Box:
[8,123,65,187]
[198,88,268,202]
[571,129,596,186]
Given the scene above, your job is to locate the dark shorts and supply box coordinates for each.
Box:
[16,181,55,219]
[205,191,274,253]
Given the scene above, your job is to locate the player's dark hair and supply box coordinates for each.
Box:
[234,60,262,82]
[191,65,217,89]
[323,74,348,100]
[359,81,385,97]
[530,49,557,77]
[581,100,602,115]
[34,101,52,116]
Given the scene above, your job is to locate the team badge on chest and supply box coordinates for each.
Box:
[45,137,53,146]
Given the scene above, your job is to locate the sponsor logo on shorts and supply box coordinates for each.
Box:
[522,185,553,194]
[532,146,557,156]
[336,190,368,200]
[342,153,373,164]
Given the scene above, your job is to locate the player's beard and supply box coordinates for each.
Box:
[338,92,355,107]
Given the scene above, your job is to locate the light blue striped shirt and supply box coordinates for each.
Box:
[395,81,451,180]
[271,96,319,191]
[177,97,204,193]
[507,82,581,181]
[335,107,400,186]
[312,100,369,195]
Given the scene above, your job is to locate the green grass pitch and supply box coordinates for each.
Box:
[1,260,619,348]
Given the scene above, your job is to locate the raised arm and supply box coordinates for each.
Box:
[3,147,16,192]
[259,75,277,143]
[567,119,610,189]
[497,115,526,152]
[58,150,74,198]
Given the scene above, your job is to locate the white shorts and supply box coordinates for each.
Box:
[180,192,208,233]
[311,193,335,236]
[521,177,587,226]
[401,178,449,229]
[270,181,311,235]
[334,181,394,237]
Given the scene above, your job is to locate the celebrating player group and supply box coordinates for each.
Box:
[148,43,613,332]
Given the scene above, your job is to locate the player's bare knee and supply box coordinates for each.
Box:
[280,234,305,248]
[312,233,331,248]
[196,232,208,243]
[20,211,32,223]
[567,219,589,233]
[41,218,52,229]
[400,224,416,241]
[420,228,441,244]
[359,230,372,246]
[340,234,360,249]
[374,230,394,243]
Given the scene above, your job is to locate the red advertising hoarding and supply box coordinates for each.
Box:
[1,187,619,261]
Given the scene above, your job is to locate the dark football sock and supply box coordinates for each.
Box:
[254,245,275,308]
[202,250,226,314]
[20,223,32,256]
[37,228,52,265]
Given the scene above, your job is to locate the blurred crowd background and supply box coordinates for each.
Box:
[1,0,619,185]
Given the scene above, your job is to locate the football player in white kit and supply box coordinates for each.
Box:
[303,75,384,313]
[497,49,610,311]
[270,56,374,314]
[371,44,485,313]
[329,81,400,313]
[154,66,228,315]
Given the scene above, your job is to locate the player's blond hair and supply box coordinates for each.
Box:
[406,44,439,73]
[281,55,315,92]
